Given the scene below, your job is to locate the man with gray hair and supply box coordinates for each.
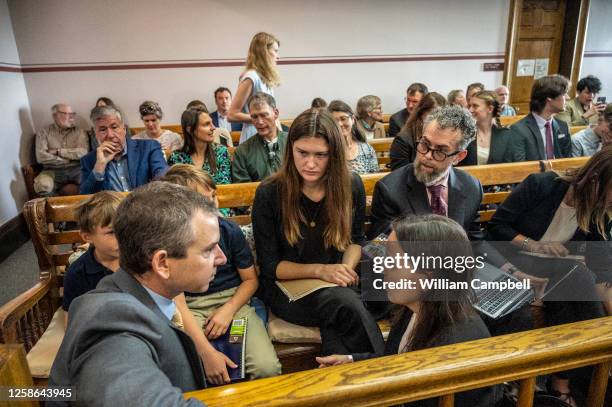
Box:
[495,85,516,117]
[34,103,89,196]
[231,92,287,183]
[49,181,227,406]
[80,105,168,193]
[370,105,477,238]
[369,105,536,335]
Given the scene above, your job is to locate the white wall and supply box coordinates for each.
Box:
[8,0,509,130]
[582,0,612,98]
[0,0,33,225]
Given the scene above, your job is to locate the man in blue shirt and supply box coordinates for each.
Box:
[80,105,167,194]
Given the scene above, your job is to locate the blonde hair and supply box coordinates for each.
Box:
[75,191,123,233]
[244,32,281,88]
[160,164,217,191]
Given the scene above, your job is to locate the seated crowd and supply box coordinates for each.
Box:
[27,72,611,407]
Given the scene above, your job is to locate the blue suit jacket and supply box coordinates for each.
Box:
[211,111,243,131]
[79,138,168,194]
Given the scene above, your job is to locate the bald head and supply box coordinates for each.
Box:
[52,103,76,129]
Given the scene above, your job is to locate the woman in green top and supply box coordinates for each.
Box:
[168,107,232,186]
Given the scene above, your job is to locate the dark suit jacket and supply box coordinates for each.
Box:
[369,164,508,267]
[211,111,243,131]
[459,126,515,166]
[79,138,168,194]
[370,165,483,240]
[353,310,501,407]
[487,171,612,283]
[389,129,417,170]
[48,269,206,406]
[509,113,571,161]
[388,108,409,138]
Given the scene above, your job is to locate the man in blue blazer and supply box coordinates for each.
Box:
[80,105,168,194]
[510,75,572,161]
[210,87,243,132]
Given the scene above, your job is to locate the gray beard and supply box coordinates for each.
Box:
[414,160,450,184]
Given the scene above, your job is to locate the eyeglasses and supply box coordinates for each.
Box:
[56,111,76,117]
[416,140,462,161]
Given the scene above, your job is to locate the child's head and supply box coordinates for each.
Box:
[160,164,219,208]
[75,191,123,259]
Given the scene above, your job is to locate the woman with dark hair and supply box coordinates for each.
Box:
[168,107,232,187]
[461,90,514,165]
[317,214,501,407]
[488,147,611,405]
[389,92,446,170]
[133,100,183,157]
[229,32,281,143]
[251,108,384,356]
[311,97,327,108]
[328,100,379,174]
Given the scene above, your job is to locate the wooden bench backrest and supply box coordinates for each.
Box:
[499,115,526,126]
[185,317,612,406]
[24,157,588,276]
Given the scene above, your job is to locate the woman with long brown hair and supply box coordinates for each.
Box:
[460,90,514,165]
[251,108,384,355]
[488,146,612,405]
[229,32,281,143]
[389,92,446,170]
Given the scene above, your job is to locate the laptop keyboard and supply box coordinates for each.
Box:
[475,276,523,316]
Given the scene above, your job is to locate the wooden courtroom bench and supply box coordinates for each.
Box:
[499,114,526,127]
[185,317,612,406]
[0,344,38,407]
[1,158,589,384]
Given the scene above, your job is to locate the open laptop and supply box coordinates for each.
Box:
[472,263,578,319]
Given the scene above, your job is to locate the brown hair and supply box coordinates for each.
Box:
[245,32,281,88]
[390,215,475,352]
[266,108,352,250]
[602,103,612,132]
[472,90,502,127]
[562,146,612,238]
[401,92,447,144]
[530,74,570,113]
[161,164,217,191]
[75,191,123,233]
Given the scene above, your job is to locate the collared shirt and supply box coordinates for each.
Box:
[499,105,516,117]
[62,246,113,311]
[93,143,131,192]
[142,285,176,321]
[35,123,89,169]
[532,112,553,157]
[217,113,232,132]
[424,168,450,216]
[231,131,288,183]
[571,127,602,157]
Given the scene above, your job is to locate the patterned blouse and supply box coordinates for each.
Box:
[167,145,232,185]
[348,142,379,174]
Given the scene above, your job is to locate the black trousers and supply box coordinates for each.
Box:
[267,284,385,356]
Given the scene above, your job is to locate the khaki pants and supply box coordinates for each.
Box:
[34,166,81,195]
[186,287,281,378]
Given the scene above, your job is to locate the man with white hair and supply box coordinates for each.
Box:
[495,86,516,117]
[80,105,168,194]
[34,103,89,195]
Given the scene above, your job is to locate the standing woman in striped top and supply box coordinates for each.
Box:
[229,32,281,143]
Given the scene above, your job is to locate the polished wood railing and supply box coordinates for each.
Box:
[185,317,612,407]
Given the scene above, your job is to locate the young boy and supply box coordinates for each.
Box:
[160,164,281,384]
[62,191,123,327]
